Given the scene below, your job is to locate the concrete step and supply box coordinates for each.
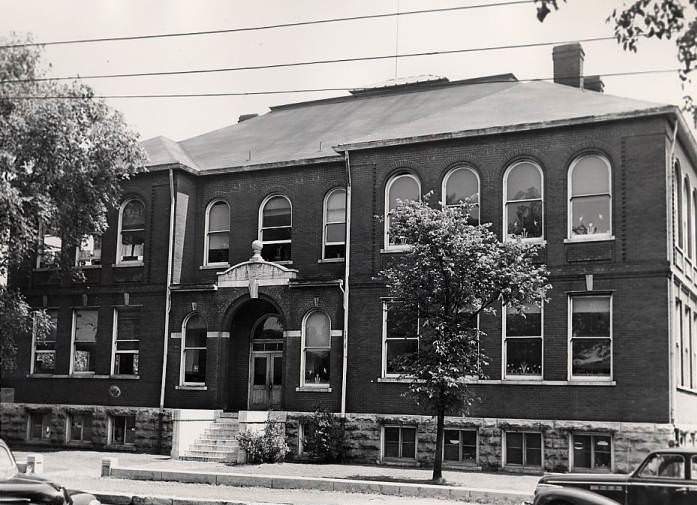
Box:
[179,454,233,463]
[184,448,238,457]
[190,442,239,451]
[217,412,238,418]
[203,429,239,437]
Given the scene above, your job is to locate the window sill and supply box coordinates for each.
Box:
[564,236,615,244]
[275,260,294,265]
[381,458,419,467]
[112,262,144,268]
[318,258,345,263]
[296,386,332,392]
[567,377,615,385]
[76,264,103,269]
[503,376,543,382]
[199,264,229,270]
[472,379,616,386]
[110,374,140,380]
[504,238,547,245]
[68,372,98,378]
[377,377,422,384]
[380,246,411,254]
[176,384,207,390]
[32,267,59,272]
[677,386,697,396]
[503,465,543,473]
[26,373,56,378]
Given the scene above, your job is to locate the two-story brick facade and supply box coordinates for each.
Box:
[2,43,696,473]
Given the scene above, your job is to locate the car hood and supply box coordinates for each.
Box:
[539,473,630,485]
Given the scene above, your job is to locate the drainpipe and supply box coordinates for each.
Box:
[667,116,679,426]
[160,168,176,410]
[340,151,352,416]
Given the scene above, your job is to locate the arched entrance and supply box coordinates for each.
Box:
[226,297,284,411]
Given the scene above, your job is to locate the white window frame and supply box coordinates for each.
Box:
[66,413,91,443]
[30,309,57,375]
[258,194,292,262]
[35,225,61,270]
[502,302,544,380]
[569,432,614,472]
[116,198,145,265]
[108,414,136,446]
[685,177,693,260]
[384,173,421,251]
[381,425,418,461]
[69,309,98,375]
[203,199,230,267]
[441,166,480,220]
[75,234,102,267]
[180,312,207,386]
[111,308,140,377]
[27,412,50,441]
[567,154,613,242]
[442,428,479,465]
[300,310,332,387]
[322,187,347,261]
[381,301,419,378]
[503,430,543,468]
[568,295,613,381]
[503,160,544,242]
[675,161,684,250]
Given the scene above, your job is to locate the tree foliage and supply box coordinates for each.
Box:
[379,196,550,481]
[0,288,51,374]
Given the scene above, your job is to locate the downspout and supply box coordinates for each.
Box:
[667,116,679,426]
[340,151,352,416]
[160,168,176,409]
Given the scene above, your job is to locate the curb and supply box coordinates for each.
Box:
[90,492,286,505]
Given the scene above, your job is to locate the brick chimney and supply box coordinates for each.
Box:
[553,43,584,88]
[583,75,605,93]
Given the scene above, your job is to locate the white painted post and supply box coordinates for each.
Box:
[101,457,118,477]
[26,454,43,474]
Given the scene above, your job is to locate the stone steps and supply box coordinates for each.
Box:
[179,411,241,464]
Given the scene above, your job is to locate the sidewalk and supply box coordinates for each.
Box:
[14,449,537,504]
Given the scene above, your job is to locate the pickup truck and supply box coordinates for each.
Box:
[531,448,697,505]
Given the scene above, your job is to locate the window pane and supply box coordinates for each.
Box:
[254,315,284,340]
[73,344,95,372]
[572,298,610,337]
[326,223,345,243]
[525,433,542,466]
[506,201,542,238]
[263,197,291,227]
[40,234,62,268]
[34,351,56,373]
[593,436,612,470]
[122,200,145,229]
[506,163,541,200]
[262,227,291,242]
[326,190,346,222]
[69,414,92,442]
[572,339,611,376]
[185,318,207,347]
[573,435,591,469]
[30,414,45,439]
[386,304,418,339]
[386,339,418,374]
[208,233,229,263]
[324,244,345,259]
[388,176,420,212]
[253,357,267,385]
[306,312,330,347]
[184,349,206,383]
[571,196,611,236]
[446,168,479,207]
[75,310,98,343]
[208,202,229,232]
[125,416,136,444]
[115,353,138,375]
[506,338,542,376]
[506,304,541,336]
[261,242,291,262]
[78,235,102,266]
[461,431,477,464]
[506,432,523,465]
[120,230,144,261]
[305,349,330,384]
[444,430,460,461]
[401,428,416,459]
[47,310,58,341]
[273,356,283,385]
[117,312,139,341]
[572,156,610,196]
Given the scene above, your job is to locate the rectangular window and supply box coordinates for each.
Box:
[569,296,612,380]
[76,235,102,266]
[443,429,477,465]
[572,434,612,471]
[383,426,417,460]
[112,310,140,376]
[67,413,93,443]
[109,415,136,445]
[504,303,543,378]
[28,413,49,441]
[71,309,98,374]
[505,431,542,467]
[32,310,57,374]
[298,422,315,455]
[683,306,692,389]
[382,301,419,377]
[37,231,61,269]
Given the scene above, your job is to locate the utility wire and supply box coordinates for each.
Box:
[1,69,680,100]
[0,36,617,84]
[0,0,535,50]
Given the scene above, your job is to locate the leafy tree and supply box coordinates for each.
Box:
[379,197,550,482]
[0,35,145,374]
[535,0,697,119]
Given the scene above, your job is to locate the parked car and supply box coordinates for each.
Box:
[0,438,100,505]
[530,448,697,505]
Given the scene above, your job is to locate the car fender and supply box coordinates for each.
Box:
[534,484,623,505]
[68,491,100,505]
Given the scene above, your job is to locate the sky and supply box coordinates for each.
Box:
[0,0,688,142]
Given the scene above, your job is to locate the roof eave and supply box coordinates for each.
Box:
[191,154,344,176]
[145,162,199,175]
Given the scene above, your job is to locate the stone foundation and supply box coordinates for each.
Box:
[0,403,172,454]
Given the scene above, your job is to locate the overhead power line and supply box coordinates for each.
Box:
[1,69,680,100]
[0,36,617,84]
[0,0,535,50]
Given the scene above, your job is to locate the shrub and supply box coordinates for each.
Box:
[237,422,289,464]
[302,407,345,463]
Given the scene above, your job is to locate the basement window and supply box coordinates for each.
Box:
[109,415,136,446]
[443,429,478,465]
[383,426,417,460]
[67,413,93,443]
[504,431,542,468]
[27,413,50,441]
[572,433,612,472]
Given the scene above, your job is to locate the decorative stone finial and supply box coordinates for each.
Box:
[251,240,263,262]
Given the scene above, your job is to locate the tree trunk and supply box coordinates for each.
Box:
[432,405,446,483]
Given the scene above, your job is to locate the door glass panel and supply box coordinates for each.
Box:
[253,357,267,385]
[273,356,282,385]
[639,453,685,479]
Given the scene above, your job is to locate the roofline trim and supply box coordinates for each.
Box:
[146,153,344,175]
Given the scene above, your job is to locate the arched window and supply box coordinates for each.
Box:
[181,313,207,385]
[259,195,291,262]
[323,188,346,260]
[676,161,683,249]
[686,177,693,258]
[117,199,145,263]
[252,314,285,341]
[568,155,612,239]
[385,173,421,248]
[442,166,480,225]
[504,161,543,240]
[204,200,230,265]
[302,311,331,386]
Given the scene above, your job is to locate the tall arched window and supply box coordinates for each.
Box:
[323,188,346,260]
[504,161,543,240]
[259,195,292,262]
[676,161,683,249]
[385,173,421,249]
[204,200,230,266]
[181,313,207,385]
[117,199,145,264]
[302,311,331,387]
[568,154,612,240]
[442,166,480,225]
[686,177,693,258]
